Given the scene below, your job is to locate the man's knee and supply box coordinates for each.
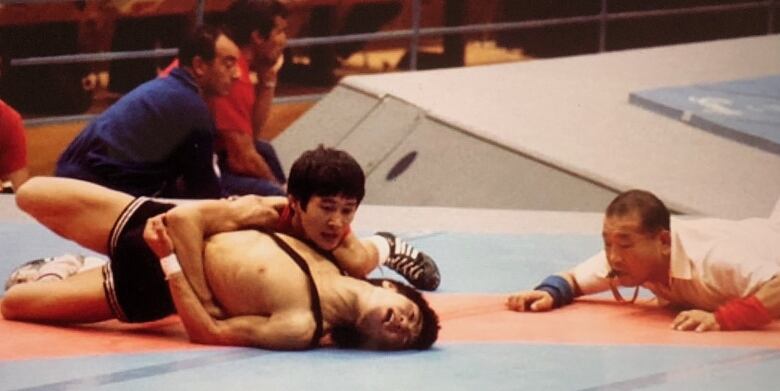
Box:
[14,176,49,216]
[1,285,34,320]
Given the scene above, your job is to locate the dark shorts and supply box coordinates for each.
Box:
[102,197,176,323]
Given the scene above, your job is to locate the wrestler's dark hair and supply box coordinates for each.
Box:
[330,278,439,350]
[226,0,288,45]
[287,145,365,210]
[606,189,670,235]
[179,25,226,67]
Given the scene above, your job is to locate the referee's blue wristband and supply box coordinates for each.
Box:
[534,275,574,308]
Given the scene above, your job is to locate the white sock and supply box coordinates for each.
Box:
[35,255,106,282]
[35,255,83,281]
[365,235,391,265]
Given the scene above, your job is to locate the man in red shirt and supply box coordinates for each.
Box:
[0,54,29,192]
[161,0,288,196]
[0,99,28,192]
[208,0,289,196]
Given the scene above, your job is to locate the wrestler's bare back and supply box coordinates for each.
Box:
[202,230,341,318]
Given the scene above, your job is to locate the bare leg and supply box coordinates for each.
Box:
[1,267,113,323]
[15,177,134,254]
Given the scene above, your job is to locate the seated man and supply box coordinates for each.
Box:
[2,177,439,351]
[56,26,239,199]
[0,99,29,192]
[506,189,780,332]
[212,0,288,196]
[0,54,29,192]
[160,0,289,196]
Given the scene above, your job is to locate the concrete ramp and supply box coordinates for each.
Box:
[274,35,780,218]
[274,85,617,212]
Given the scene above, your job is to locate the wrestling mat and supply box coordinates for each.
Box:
[630,74,780,156]
[1,196,778,390]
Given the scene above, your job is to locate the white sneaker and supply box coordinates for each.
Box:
[377,232,441,291]
[4,254,85,291]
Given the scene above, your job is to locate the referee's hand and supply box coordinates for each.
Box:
[506,290,555,312]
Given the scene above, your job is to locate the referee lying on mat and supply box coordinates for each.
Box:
[507,189,780,332]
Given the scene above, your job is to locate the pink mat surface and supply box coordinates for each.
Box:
[430,294,780,347]
[2,294,779,361]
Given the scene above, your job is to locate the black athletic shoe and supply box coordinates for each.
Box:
[4,254,84,291]
[377,232,440,291]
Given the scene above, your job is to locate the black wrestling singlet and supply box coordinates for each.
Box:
[262,231,324,349]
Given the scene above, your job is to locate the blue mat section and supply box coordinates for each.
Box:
[369,232,601,293]
[2,223,773,391]
[1,223,601,295]
[629,75,780,155]
[2,344,778,391]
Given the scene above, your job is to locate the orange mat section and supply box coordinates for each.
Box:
[0,315,214,361]
[428,294,780,348]
[2,294,779,361]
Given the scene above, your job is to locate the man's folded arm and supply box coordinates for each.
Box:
[162,197,285,309]
[167,271,313,350]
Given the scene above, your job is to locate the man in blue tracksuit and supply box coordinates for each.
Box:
[57,25,239,199]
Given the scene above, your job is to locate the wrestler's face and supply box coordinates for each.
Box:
[253,16,288,67]
[602,213,670,287]
[201,34,240,96]
[292,194,357,251]
[357,281,422,350]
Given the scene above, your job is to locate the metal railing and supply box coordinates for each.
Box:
[2,0,776,126]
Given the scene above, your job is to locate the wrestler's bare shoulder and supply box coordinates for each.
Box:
[205,229,282,253]
[205,230,341,274]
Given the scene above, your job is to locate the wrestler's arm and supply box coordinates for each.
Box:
[167,195,287,234]
[160,196,287,312]
[167,271,313,350]
[331,232,376,278]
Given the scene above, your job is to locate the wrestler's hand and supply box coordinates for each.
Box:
[144,214,225,319]
[506,290,555,312]
[230,195,288,228]
[262,195,288,213]
[143,213,174,259]
[672,309,721,332]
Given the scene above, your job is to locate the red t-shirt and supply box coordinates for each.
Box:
[275,203,295,233]
[159,56,255,152]
[0,100,27,177]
